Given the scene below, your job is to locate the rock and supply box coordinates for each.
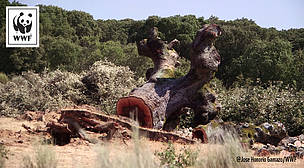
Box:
[252,143,264,150]
[263,144,280,155]
[288,137,298,144]
[288,143,297,151]
[267,143,275,150]
[278,137,289,147]
[262,122,273,131]
[256,148,270,157]
[278,145,286,151]
[274,147,283,154]
[253,134,304,159]
[280,150,291,157]
[176,130,183,135]
[299,134,304,141]
[255,127,262,133]
[295,140,302,148]
[254,122,287,146]
[200,120,287,147]
[296,151,304,159]
[241,123,249,128]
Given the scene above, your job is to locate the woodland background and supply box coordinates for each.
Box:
[0,1,303,136]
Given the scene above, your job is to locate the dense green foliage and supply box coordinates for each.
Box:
[211,78,304,136]
[1,1,304,88]
[0,1,303,135]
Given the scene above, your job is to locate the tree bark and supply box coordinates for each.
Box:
[117,24,222,130]
[47,108,197,144]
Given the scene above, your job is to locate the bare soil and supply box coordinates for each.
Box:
[0,116,303,168]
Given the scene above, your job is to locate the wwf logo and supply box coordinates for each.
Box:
[13,12,33,34]
[6,6,39,47]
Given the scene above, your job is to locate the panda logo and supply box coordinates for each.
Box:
[13,12,32,34]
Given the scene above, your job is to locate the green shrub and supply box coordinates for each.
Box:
[177,77,304,136]
[177,107,195,129]
[0,60,142,117]
[0,71,83,117]
[156,142,198,168]
[215,80,304,136]
[0,72,8,84]
[82,61,144,114]
[174,57,190,78]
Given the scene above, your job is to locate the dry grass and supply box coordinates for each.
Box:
[1,117,303,168]
[0,144,8,168]
[94,129,158,168]
[194,127,253,168]
[21,142,57,168]
[94,127,254,168]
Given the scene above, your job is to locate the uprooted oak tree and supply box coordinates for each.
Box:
[117,24,222,131]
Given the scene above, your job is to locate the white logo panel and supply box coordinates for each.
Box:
[6,6,39,47]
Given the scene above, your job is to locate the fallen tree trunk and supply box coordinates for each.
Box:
[47,108,197,145]
[117,24,222,130]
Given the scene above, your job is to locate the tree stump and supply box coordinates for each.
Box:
[117,24,222,130]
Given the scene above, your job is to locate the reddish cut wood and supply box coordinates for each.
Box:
[192,127,208,143]
[117,96,153,128]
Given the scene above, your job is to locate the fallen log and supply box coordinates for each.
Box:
[47,108,197,144]
[117,24,222,130]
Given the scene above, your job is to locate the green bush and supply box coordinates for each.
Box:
[0,61,142,117]
[82,61,144,114]
[156,142,198,168]
[214,79,304,136]
[174,57,190,78]
[0,71,83,117]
